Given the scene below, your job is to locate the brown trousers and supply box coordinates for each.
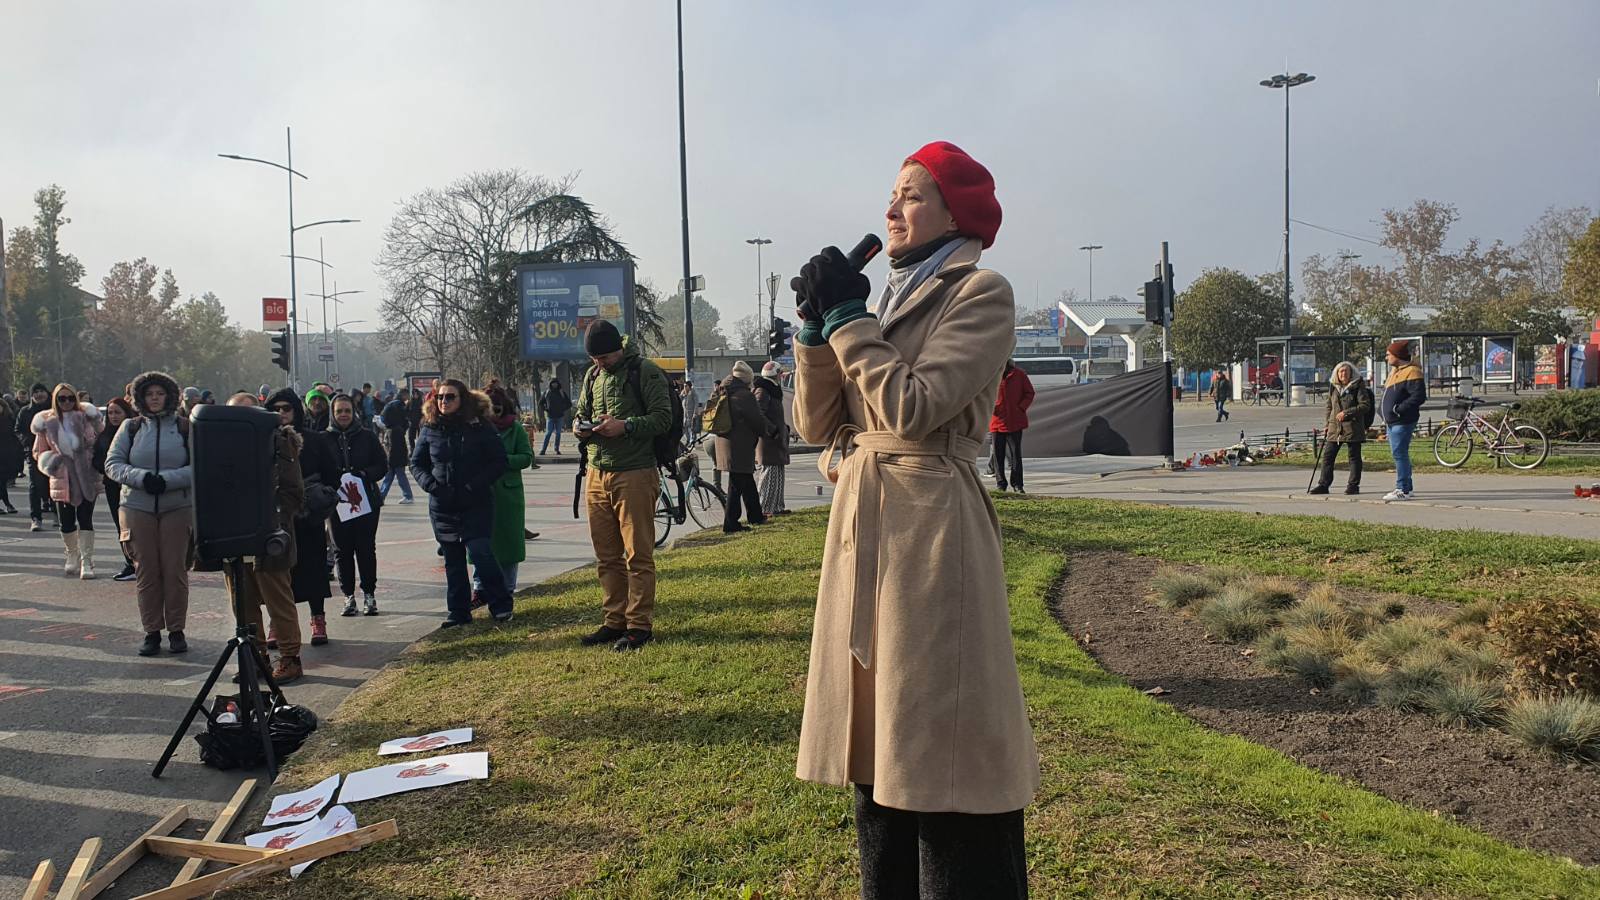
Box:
[586,467,658,631]
[121,507,191,634]
[223,563,302,660]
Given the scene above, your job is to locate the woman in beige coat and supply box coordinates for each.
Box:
[791,141,1037,898]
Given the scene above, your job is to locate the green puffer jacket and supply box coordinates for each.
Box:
[574,339,674,473]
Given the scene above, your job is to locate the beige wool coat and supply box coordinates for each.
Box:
[792,238,1040,814]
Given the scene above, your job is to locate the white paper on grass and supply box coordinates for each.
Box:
[378,727,473,756]
[335,472,373,522]
[339,751,489,803]
[261,773,340,827]
[246,805,359,877]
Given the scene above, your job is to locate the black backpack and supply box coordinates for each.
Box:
[583,360,684,469]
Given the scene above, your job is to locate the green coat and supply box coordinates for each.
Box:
[573,339,674,472]
[491,421,533,566]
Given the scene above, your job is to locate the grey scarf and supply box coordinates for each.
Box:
[875,238,967,326]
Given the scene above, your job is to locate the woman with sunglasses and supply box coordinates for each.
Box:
[410,380,513,626]
[31,383,106,578]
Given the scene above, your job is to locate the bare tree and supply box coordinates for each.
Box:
[1518,205,1594,296]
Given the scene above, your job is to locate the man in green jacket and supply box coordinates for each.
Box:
[574,320,674,651]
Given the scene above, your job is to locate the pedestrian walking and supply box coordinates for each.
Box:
[406,389,424,445]
[989,359,1034,492]
[538,379,571,455]
[754,362,791,516]
[1380,340,1427,502]
[378,389,414,503]
[268,388,340,646]
[410,379,514,626]
[1308,362,1373,496]
[1210,368,1232,421]
[31,383,105,578]
[714,361,777,532]
[791,141,1037,897]
[680,378,701,443]
[96,398,137,580]
[106,371,195,657]
[16,383,52,531]
[573,320,674,652]
[485,385,533,593]
[223,393,306,683]
[328,393,388,617]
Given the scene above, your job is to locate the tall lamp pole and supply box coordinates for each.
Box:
[746,237,772,340]
[1260,71,1315,334]
[1079,244,1103,303]
[676,0,695,376]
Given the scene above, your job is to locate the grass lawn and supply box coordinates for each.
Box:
[1258,441,1600,478]
[230,500,1600,899]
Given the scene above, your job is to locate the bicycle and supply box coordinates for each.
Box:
[1246,383,1284,406]
[1431,395,1549,470]
[652,434,727,547]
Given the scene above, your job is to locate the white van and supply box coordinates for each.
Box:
[1013,356,1083,387]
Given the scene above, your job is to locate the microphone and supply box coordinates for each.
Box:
[845,234,883,271]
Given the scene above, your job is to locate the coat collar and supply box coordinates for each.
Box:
[880,237,982,334]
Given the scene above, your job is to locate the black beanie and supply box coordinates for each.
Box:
[31,382,47,394]
[585,320,624,355]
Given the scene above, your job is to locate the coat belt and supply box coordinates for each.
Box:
[818,426,982,668]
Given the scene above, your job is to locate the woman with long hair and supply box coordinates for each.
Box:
[791,142,1037,896]
[409,379,512,626]
[484,385,533,593]
[96,397,138,580]
[268,387,341,647]
[106,371,194,656]
[328,393,388,616]
[32,383,106,578]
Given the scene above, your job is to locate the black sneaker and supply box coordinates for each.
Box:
[492,611,514,624]
[341,595,359,617]
[1307,485,1330,495]
[167,631,188,654]
[113,562,137,582]
[138,632,161,656]
[581,625,626,646]
[1344,485,1360,495]
[439,617,471,630]
[612,629,653,652]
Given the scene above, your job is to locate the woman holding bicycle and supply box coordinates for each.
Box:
[1309,362,1373,495]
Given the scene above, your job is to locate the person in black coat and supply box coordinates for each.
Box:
[409,378,512,626]
[539,380,572,455]
[15,383,51,528]
[268,387,339,646]
[328,394,389,616]
[378,389,414,502]
[0,399,21,514]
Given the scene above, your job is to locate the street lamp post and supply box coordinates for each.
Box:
[1338,252,1362,293]
[1078,244,1103,304]
[677,0,695,377]
[315,283,364,381]
[1260,71,1315,334]
[746,238,772,341]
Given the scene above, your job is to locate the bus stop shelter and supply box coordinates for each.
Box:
[1388,331,1519,395]
[1253,334,1380,405]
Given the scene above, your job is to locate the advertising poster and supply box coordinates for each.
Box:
[262,297,288,332]
[1482,337,1515,383]
[517,261,635,361]
[405,372,443,397]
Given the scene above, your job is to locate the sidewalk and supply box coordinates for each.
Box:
[1026,463,1600,540]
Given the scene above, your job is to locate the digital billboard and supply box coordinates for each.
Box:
[516,261,635,361]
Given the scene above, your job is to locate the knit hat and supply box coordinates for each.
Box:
[761,361,783,378]
[585,319,624,355]
[905,141,1002,249]
[1387,340,1412,361]
[183,387,201,403]
[305,388,330,407]
[30,382,47,394]
[730,360,754,384]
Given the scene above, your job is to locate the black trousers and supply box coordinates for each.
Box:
[723,471,765,530]
[56,498,96,534]
[855,784,1027,899]
[990,431,1024,491]
[1315,440,1363,489]
[28,460,49,518]
[331,510,381,596]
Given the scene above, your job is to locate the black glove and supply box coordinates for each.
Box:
[796,246,871,316]
[790,275,818,322]
[143,472,167,495]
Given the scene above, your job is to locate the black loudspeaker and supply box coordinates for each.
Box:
[191,404,282,560]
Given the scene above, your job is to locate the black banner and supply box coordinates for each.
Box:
[1022,361,1173,458]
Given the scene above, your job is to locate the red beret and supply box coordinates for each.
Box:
[905,141,1002,249]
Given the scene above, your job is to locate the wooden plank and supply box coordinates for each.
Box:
[21,860,54,900]
[144,836,276,864]
[169,777,256,887]
[56,837,103,900]
[131,819,398,900]
[77,804,189,899]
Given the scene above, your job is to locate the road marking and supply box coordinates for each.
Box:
[0,685,48,703]
[382,614,422,628]
[0,607,39,617]
[376,538,438,547]
[0,572,27,577]
[0,731,17,742]
[164,672,211,687]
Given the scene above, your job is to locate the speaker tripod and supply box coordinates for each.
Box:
[153,557,287,779]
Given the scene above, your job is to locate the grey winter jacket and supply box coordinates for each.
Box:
[106,372,195,515]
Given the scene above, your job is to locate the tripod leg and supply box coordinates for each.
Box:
[236,638,279,779]
[152,638,240,779]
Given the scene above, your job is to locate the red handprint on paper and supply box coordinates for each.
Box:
[396,763,449,779]
[400,735,451,751]
[340,479,365,515]
[264,830,303,849]
[267,797,324,820]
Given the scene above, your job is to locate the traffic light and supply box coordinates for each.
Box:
[270,329,290,373]
[1141,280,1165,324]
[768,317,791,360]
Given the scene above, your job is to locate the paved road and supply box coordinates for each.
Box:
[0,452,836,898]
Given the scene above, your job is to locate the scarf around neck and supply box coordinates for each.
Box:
[876,237,967,325]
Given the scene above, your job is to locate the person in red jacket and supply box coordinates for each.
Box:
[989,360,1034,492]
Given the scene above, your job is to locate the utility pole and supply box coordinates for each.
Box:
[676,0,695,376]
[1161,241,1176,470]
[746,237,771,339]
[1260,71,1315,335]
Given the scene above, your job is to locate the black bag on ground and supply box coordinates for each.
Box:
[194,692,318,770]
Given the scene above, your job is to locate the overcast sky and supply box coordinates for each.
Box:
[3,0,1597,343]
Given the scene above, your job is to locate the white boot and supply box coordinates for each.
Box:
[62,531,81,577]
[78,531,96,579]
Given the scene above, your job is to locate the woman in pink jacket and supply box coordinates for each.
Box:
[31,383,105,578]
